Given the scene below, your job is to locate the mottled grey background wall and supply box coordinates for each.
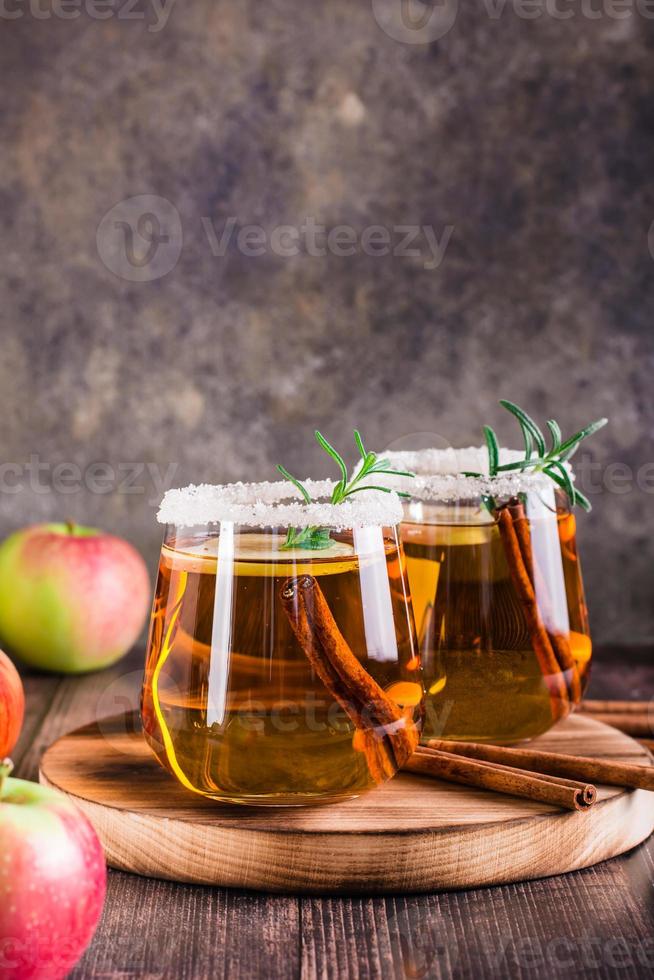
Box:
[1,1,653,646]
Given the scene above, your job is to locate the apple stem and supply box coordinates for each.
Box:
[0,758,13,798]
[65,520,77,535]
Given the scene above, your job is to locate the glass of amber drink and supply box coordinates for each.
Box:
[141,480,422,805]
[378,449,592,744]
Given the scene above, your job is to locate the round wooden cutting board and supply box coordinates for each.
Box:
[40,712,654,894]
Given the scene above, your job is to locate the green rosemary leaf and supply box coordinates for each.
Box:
[483,425,500,477]
[314,431,348,487]
[276,464,312,504]
[544,463,593,514]
[573,488,592,512]
[279,525,333,550]
[559,442,581,463]
[558,418,608,460]
[330,478,346,504]
[481,493,497,514]
[280,526,305,550]
[496,457,549,472]
[499,400,546,457]
[344,458,370,493]
[521,423,534,461]
[305,527,334,549]
[343,484,393,496]
[461,471,483,477]
[375,467,416,479]
[369,457,415,478]
[277,429,416,550]
[545,460,575,504]
[469,402,606,512]
[542,465,570,497]
[546,419,562,453]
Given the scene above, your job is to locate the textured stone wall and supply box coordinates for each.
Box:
[1,1,653,644]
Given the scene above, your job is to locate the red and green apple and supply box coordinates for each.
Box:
[0,523,150,674]
[0,649,24,757]
[0,761,107,979]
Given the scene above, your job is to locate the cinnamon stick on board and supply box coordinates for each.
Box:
[579,701,653,738]
[574,715,653,738]
[581,700,653,714]
[281,575,419,782]
[424,737,654,792]
[404,746,596,811]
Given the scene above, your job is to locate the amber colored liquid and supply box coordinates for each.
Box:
[141,529,422,804]
[402,507,591,743]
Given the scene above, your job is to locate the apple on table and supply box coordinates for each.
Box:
[0,649,107,978]
[0,758,107,980]
[0,649,24,757]
[0,522,151,674]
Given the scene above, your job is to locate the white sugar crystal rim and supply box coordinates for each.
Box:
[358,447,571,501]
[157,479,404,528]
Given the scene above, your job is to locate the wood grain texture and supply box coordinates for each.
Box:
[12,647,654,978]
[69,873,300,980]
[39,711,654,895]
[299,860,654,980]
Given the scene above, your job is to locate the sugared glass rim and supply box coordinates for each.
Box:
[157,479,404,529]
[364,447,570,501]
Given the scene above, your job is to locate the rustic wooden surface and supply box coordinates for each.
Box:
[39,713,654,894]
[13,645,654,979]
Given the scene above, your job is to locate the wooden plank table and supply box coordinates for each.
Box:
[13,646,654,980]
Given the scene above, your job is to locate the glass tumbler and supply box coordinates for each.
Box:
[376,450,592,744]
[141,480,423,805]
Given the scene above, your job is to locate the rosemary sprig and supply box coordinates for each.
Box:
[465,400,608,512]
[277,430,414,550]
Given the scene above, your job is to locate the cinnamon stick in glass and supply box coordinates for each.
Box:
[507,500,581,704]
[496,508,569,718]
[497,498,584,710]
[424,737,654,792]
[281,575,419,782]
[404,745,596,810]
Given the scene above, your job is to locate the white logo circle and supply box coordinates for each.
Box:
[383,431,452,454]
[371,0,459,44]
[94,667,182,757]
[96,194,183,282]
